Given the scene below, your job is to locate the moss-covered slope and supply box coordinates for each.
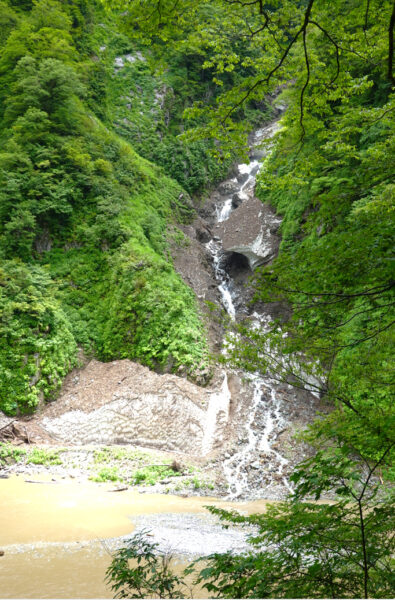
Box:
[0,0,209,414]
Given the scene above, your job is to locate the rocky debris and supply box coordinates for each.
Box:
[170,220,225,353]
[114,52,145,69]
[11,423,30,443]
[0,417,44,445]
[0,416,14,442]
[9,360,243,457]
[0,443,204,488]
[0,377,324,501]
[214,198,281,270]
[171,220,219,307]
[217,178,240,195]
[130,513,253,558]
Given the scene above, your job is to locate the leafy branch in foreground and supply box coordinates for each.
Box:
[106,445,394,598]
[101,0,395,153]
[105,530,189,599]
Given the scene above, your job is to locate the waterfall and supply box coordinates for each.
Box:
[217,198,233,223]
[206,113,294,499]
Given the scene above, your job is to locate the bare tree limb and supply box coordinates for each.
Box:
[300,25,311,140]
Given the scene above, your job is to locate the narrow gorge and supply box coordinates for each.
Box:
[1,1,393,597]
[1,111,321,501]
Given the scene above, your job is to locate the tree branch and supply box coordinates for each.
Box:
[219,0,316,126]
[299,24,310,140]
[310,20,340,87]
[388,0,395,85]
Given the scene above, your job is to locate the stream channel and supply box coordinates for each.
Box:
[0,114,300,598]
[205,114,295,499]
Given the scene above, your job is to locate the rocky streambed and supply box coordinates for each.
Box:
[170,111,324,500]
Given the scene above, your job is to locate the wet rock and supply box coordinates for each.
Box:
[218,179,240,195]
[232,192,244,208]
[215,197,282,270]
[236,172,249,185]
[196,226,211,243]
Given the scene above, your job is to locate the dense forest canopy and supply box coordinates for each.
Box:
[0,0,394,597]
[0,0,241,414]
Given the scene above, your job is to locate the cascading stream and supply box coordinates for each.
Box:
[206,112,293,499]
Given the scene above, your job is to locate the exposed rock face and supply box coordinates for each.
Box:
[171,219,218,306]
[170,218,225,353]
[34,360,233,456]
[214,197,281,270]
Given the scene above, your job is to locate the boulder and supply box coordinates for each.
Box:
[236,172,249,185]
[217,179,240,195]
[214,197,281,270]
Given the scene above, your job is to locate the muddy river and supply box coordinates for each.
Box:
[0,476,268,598]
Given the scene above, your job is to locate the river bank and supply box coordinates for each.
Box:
[0,442,222,497]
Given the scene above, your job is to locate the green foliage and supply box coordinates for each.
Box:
[103,2,395,598]
[0,260,77,414]
[0,0,209,414]
[2,1,394,593]
[131,465,180,486]
[100,250,208,373]
[0,2,19,47]
[3,54,84,129]
[107,450,394,598]
[0,442,26,465]
[90,466,120,482]
[190,475,207,489]
[93,447,149,465]
[89,7,269,192]
[194,446,394,599]
[26,446,63,465]
[106,530,188,599]
[0,443,64,466]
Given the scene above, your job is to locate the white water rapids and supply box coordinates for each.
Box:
[206,114,294,499]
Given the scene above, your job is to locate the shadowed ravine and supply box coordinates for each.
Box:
[1,113,320,502]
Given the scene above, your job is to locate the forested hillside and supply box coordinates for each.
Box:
[0,0,246,414]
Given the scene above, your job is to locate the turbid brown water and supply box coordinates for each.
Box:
[0,476,268,598]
